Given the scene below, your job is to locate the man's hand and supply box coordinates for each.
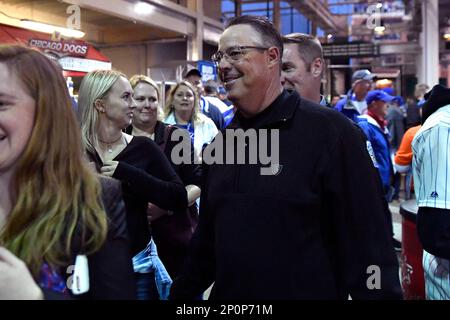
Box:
[0,247,44,300]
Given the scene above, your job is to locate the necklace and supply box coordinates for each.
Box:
[98,134,122,154]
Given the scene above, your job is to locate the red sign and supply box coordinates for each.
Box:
[28,38,88,57]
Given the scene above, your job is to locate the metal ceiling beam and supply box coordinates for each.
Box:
[379,42,421,55]
[287,0,340,32]
[61,0,223,38]
[61,0,189,34]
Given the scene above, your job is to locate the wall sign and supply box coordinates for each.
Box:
[29,38,88,57]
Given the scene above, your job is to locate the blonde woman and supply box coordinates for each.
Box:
[163,81,218,159]
[78,70,187,300]
[126,75,201,278]
[0,45,135,299]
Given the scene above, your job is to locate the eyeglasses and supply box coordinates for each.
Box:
[211,46,269,65]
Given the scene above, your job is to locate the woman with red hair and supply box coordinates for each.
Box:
[0,45,135,299]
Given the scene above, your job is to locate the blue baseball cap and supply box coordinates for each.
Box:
[366,90,395,105]
[392,96,405,106]
[382,87,395,96]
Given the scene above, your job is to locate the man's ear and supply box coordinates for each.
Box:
[266,46,281,69]
[311,57,324,78]
[94,99,105,113]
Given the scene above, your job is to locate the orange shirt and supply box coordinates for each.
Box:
[394,125,421,166]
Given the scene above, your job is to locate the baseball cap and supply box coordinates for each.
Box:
[382,87,395,96]
[366,90,395,105]
[352,69,376,82]
[185,68,202,78]
[392,96,405,106]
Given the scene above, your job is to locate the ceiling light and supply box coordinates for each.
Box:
[21,19,85,38]
[134,1,154,15]
[374,26,386,34]
[376,3,383,9]
[444,33,450,40]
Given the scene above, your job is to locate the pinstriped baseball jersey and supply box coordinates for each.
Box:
[412,104,450,300]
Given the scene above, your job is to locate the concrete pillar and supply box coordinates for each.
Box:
[273,0,281,32]
[235,0,242,17]
[447,65,450,87]
[418,0,439,86]
[311,21,317,37]
[186,0,203,61]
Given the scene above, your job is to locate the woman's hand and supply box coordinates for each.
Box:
[0,247,43,300]
[100,160,119,177]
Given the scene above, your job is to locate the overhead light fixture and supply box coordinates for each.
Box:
[376,3,383,9]
[327,34,333,39]
[21,19,85,38]
[134,1,154,15]
[444,26,450,41]
[374,26,386,34]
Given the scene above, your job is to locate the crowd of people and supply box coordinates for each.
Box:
[0,14,449,300]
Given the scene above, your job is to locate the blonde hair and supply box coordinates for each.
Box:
[78,69,126,155]
[163,81,203,125]
[414,83,430,100]
[0,45,108,276]
[129,74,163,121]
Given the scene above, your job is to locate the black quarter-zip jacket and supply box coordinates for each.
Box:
[171,90,402,300]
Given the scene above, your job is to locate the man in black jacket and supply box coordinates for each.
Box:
[170,15,402,300]
[412,84,450,299]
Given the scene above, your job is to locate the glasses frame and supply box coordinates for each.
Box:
[211,45,269,66]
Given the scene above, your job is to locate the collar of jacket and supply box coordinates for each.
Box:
[359,114,390,135]
[342,89,357,111]
[227,90,297,130]
[124,124,132,135]
[319,94,328,107]
[153,121,167,145]
[125,122,165,146]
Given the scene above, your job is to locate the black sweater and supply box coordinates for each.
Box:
[89,136,187,255]
[126,122,203,276]
[43,177,136,299]
[125,122,202,188]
